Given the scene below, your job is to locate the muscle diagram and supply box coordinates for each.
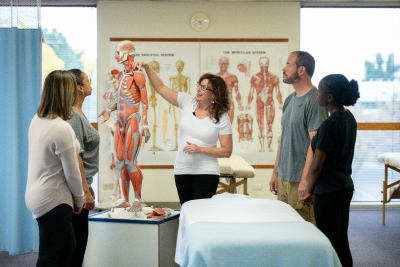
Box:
[216,57,243,123]
[246,57,283,152]
[148,61,163,151]
[169,60,191,151]
[237,114,254,142]
[99,41,151,213]
[237,59,251,78]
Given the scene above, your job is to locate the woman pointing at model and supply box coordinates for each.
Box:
[133,61,232,206]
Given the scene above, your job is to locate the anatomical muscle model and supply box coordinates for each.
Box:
[216,57,243,123]
[99,41,151,212]
[246,57,283,152]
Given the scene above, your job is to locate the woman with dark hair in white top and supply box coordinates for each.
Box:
[133,61,233,206]
[25,70,84,267]
[67,69,100,267]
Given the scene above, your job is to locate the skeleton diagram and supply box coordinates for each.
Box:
[99,41,151,212]
[148,61,163,151]
[169,60,191,151]
[246,57,283,152]
[216,57,243,123]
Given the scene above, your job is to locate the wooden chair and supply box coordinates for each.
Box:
[378,153,400,225]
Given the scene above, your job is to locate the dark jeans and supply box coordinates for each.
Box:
[175,174,220,205]
[314,189,354,267]
[36,204,76,267]
[71,208,89,267]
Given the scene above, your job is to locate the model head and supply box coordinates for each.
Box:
[259,57,270,71]
[176,60,184,72]
[219,57,229,72]
[149,61,160,73]
[318,74,360,107]
[196,73,231,123]
[69,69,92,98]
[283,51,315,84]
[115,40,136,63]
[37,70,78,120]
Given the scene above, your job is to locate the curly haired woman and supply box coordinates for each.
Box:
[133,61,232,206]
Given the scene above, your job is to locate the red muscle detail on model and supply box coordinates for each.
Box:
[130,168,143,199]
[121,167,129,201]
[121,44,134,51]
[111,153,116,170]
[133,72,146,87]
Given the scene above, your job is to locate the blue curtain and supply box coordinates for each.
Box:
[0,28,42,255]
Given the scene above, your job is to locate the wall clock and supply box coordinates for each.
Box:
[191,13,210,32]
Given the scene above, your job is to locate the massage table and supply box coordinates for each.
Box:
[175,196,341,267]
[218,155,255,195]
[378,153,400,225]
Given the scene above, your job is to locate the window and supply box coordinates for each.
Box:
[301,8,400,202]
[42,7,97,122]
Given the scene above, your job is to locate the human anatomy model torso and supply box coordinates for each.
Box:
[99,41,150,213]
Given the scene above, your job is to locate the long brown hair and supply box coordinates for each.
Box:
[199,73,231,123]
[37,70,78,120]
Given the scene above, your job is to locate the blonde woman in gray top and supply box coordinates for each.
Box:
[25,70,84,267]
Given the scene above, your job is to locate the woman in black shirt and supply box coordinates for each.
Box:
[299,74,360,267]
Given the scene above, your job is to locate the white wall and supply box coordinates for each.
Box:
[97,1,300,202]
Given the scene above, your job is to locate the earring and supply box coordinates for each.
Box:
[211,100,214,103]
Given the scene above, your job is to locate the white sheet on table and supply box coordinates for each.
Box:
[175,198,304,265]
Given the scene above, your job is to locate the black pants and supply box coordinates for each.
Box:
[36,204,76,267]
[314,189,354,267]
[175,174,220,206]
[71,208,89,267]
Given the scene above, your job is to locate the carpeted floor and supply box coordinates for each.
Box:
[1,208,399,267]
[348,208,400,267]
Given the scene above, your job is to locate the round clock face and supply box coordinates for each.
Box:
[191,13,210,32]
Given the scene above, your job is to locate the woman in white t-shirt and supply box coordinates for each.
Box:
[133,61,233,205]
[25,70,84,266]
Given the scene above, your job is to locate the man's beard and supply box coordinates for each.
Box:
[283,72,299,84]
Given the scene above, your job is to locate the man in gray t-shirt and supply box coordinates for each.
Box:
[269,51,328,225]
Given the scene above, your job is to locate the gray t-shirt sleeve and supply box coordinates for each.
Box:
[305,93,329,132]
[67,112,85,155]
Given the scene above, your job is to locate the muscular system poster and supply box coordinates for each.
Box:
[107,40,288,165]
[201,42,288,165]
